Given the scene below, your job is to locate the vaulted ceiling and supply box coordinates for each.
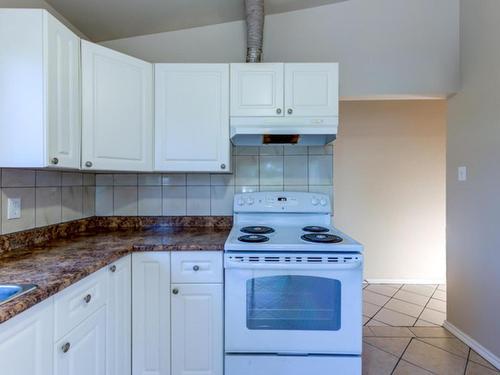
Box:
[45,0,345,42]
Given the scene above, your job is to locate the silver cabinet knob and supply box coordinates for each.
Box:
[287,108,293,115]
[83,294,92,304]
[193,265,200,271]
[220,163,226,170]
[172,288,179,295]
[276,108,282,114]
[51,157,59,165]
[109,265,117,273]
[85,161,93,168]
[62,342,71,353]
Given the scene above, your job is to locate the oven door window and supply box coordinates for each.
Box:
[246,275,341,331]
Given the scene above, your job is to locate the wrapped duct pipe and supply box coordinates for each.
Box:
[245,0,264,62]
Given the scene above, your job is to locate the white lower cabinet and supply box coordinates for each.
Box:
[107,256,132,375]
[0,297,54,375]
[132,252,171,375]
[54,307,106,375]
[171,283,223,375]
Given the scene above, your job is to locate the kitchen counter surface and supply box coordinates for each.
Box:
[0,221,230,324]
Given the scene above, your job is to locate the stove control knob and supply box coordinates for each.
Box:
[237,199,245,206]
[320,199,327,206]
[311,198,319,206]
[246,197,255,205]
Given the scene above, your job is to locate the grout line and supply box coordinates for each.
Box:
[364,283,405,327]
[389,337,416,375]
[413,284,440,327]
[463,348,471,375]
[414,337,470,361]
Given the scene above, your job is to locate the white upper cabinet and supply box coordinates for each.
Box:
[230,63,338,118]
[155,64,230,172]
[81,40,153,171]
[0,9,80,169]
[284,63,339,117]
[230,63,284,117]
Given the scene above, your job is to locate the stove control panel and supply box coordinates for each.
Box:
[234,192,331,213]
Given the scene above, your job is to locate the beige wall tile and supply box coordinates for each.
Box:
[96,186,113,216]
[138,186,162,216]
[61,172,83,186]
[211,185,234,215]
[62,186,83,221]
[2,169,36,187]
[83,186,96,218]
[114,174,138,186]
[36,171,61,187]
[162,186,186,216]
[260,156,284,186]
[35,187,61,227]
[1,187,35,234]
[113,186,138,216]
[186,186,210,215]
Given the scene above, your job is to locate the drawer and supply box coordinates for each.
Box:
[54,268,107,340]
[171,251,222,283]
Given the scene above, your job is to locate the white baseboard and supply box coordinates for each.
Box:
[365,278,446,285]
[443,320,500,370]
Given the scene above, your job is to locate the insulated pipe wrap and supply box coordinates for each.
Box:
[245,0,264,62]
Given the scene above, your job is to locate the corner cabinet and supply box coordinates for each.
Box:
[154,64,230,172]
[81,41,154,172]
[230,63,338,118]
[0,9,81,169]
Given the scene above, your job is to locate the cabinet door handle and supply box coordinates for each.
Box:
[85,161,93,168]
[172,288,179,295]
[276,108,282,114]
[83,294,92,304]
[220,163,226,170]
[109,265,117,273]
[287,108,293,115]
[51,157,59,165]
[193,265,200,271]
[61,342,71,353]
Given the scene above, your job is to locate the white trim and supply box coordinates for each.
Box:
[443,321,500,370]
[365,278,445,285]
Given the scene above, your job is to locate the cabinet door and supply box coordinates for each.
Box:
[81,40,153,171]
[45,12,81,169]
[107,255,131,375]
[132,252,170,375]
[171,284,223,375]
[155,64,230,172]
[230,63,284,117]
[55,307,106,375]
[0,297,53,375]
[284,63,339,117]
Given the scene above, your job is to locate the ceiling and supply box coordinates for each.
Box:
[45,0,345,42]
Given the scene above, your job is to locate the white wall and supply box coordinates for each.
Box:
[335,101,446,282]
[447,0,500,359]
[102,0,460,98]
[0,0,88,38]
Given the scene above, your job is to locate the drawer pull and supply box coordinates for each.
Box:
[193,265,200,271]
[109,265,117,273]
[61,342,71,353]
[83,294,92,304]
[172,288,179,295]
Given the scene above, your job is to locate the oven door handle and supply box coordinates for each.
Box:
[224,261,362,270]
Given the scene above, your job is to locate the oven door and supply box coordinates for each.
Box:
[224,253,363,355]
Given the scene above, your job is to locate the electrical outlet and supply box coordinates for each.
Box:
[7,198,21,219]
[458,166,467,182]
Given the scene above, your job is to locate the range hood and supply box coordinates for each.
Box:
[230,116,338,146]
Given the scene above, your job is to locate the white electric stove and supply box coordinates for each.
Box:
[224,192,364,375]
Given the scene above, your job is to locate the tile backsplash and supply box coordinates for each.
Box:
[0,145,333,234]
[0,169,95,235]
[95,145,334,217]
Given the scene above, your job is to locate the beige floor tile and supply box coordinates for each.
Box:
[370,326,415,337]
[414,319,440,327]
[427,298,446,313]
[362,343,399,375]
[393,290,430,306]
[419,308,446,326]
[385,298,425,318]
[363,337,411,357]
[392,360,434,374]
[402,284,437,297]
[366,284,400,297]
[364,326,375,337]
[366,319,390,327]
[364,290,391,306]
[363,315,370,324]
[466,361,500,375]
[432,289,447,301]
[438,284,446,292]
[409,327,454,338]
[402,339,467,374]
[364,302,382,318]
[373,308,417,326]
[470,351,498,371]
[419,338,469,358]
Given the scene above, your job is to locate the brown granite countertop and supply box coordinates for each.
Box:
[0,221,230,324]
